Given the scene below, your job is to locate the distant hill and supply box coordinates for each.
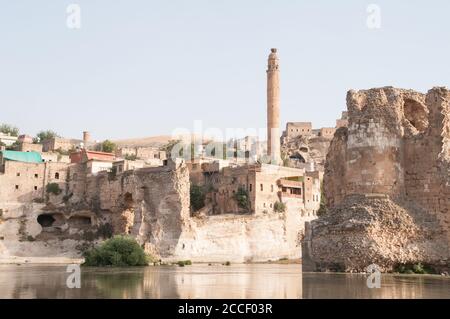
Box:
[112,134,213,148]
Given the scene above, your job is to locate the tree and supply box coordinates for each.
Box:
[101,140,117,153]
[190,184,206,211]
[46,183,62,195]
[0,124,19,137]
[234,187,251,212]
[274,201,286,213]
[83,235,150,267]
[35,130,59,143]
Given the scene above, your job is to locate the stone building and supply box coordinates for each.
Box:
[188,161,321,217]
[0,150,73,204]
[70,149,115,175]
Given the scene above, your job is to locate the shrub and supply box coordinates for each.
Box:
[46,183,62,195]
[274,201,286,213]
[394,262,435,274]
[83,235,150,267]
[97,223,114,239]
[177,260,192,267]
[190,185,206,211]
[125,154,138,161]
[234,187,250,211]
[27,235,35,242]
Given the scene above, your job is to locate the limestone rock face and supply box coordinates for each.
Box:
[308,195,448,272]
[281,135,331,170]
[307,87,450,272]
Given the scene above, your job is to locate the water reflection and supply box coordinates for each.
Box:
[0,264,448,299]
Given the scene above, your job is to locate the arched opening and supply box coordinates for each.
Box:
[289,153,306,163]
[37,214,55,227]
[404,99,429,132]
[54,172,60,179]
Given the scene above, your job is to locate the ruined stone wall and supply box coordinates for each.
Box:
[311,87,450,271]
[324,87,450,239]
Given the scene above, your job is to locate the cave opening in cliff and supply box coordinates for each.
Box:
[37,214,56,228]
[68,216,92,227]
[299,147,309,153]
[124,192,134,208]
[290,153,306,163]
[403,98,429,132]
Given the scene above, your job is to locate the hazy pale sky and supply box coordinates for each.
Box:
[1,0,449,141]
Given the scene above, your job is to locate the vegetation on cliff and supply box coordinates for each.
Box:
[190,184,206,211]
[273,201,286,213]
[234,187,251,212]
[83,235,150,267]
[46,183,62,195]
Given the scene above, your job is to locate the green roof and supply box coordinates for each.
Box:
[0,150,43,163]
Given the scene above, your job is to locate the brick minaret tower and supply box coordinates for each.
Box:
[267,48,281,165]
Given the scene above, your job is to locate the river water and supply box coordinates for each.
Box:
[0,264,448,299]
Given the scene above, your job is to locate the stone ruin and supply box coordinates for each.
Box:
[304,87,450,272]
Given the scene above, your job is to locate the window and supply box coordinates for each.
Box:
[34,186,38,191]
[16,173,20,177]
[282,187,287,192]
[260,184,263,191]
[55,172,59,179]
[270,203,273,208]
[271,185,274,192]
[15,185,19,190]
[249,184,252,192]
[34,174,38,178]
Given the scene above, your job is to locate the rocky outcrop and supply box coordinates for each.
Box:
[308,87,450,272]
[281,135,332,170]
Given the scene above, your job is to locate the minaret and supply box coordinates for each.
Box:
[267,48,281,165]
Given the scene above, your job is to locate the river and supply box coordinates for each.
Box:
[0,264,448,299]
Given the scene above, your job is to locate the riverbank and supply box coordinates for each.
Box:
[0,257,84,264]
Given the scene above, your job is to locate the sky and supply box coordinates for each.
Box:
[1,0,449,141]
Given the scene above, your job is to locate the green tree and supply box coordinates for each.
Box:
[234,187,251,212]
[0,124,19,137]
[274,201,286,213]
[46,183,62,195]
[35,130,59,143]
[101,140,117,153]
[190,184,206,211]
[83,235,150,267]
[124,154,138,161]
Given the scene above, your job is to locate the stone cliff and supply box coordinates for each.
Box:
[305,87,450,272]
[1,162,303,263]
